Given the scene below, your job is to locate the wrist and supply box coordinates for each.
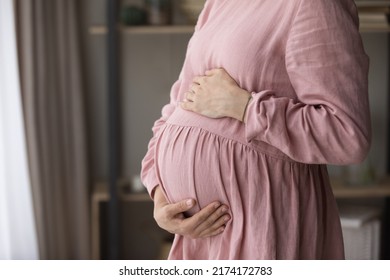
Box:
[241,94,252,123]
[154,186,168,207]
[227,88,252,122]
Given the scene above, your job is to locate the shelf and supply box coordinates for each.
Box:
[93,177,390,203]
[359,25,390,33]
[331,177,390,198]
[355,1,390,7]
[90,25,390,35]
[88,2,390,35]
[89,25,195,35]
[91,180,150,259]
[93,181,151,202]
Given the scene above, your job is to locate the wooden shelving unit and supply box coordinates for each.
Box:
[89,24,390,35]
[91,181,151,259]
[331,178,390,198]
[88,1,390,34]
[89,25,195,35]
[360,25,390,32]
[355,1,390,7]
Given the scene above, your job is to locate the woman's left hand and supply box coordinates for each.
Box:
[181,68,252,122]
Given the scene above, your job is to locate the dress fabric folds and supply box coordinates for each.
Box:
[141,0,370,260]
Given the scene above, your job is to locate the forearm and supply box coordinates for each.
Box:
[245,91,371,165]
[153,185,168,206]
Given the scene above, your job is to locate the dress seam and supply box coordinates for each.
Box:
[164,121,301,165]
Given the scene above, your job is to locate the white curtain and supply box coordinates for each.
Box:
[0,0,39,259]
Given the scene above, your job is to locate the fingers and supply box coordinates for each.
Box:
[193,205,230,237]
[185,90,196,102]
[193,68,228,86]
[153,186,231,240]
[205,68,224,76]
[196,215,228,238]
[200,205,230,235]
[154,197,231,239]
[153,198,197,233]
[190,82,201,93]
[180,89,196,111]
[192,68,226,83]
[192,76,204,84]
[182,202,231,239]
[165,198,196,217]
[184,201,221,228]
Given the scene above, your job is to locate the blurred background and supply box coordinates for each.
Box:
[1,0,390,260]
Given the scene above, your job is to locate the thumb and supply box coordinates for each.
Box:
[167,199,196,216]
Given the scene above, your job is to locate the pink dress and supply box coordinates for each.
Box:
[141,0,370,260]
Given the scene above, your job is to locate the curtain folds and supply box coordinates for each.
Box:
[0,0,39,260]
[16,0,90,259]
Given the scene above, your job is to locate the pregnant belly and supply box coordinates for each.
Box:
[156,123,234,217]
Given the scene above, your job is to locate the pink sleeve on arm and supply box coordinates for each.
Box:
[245,0,371,165]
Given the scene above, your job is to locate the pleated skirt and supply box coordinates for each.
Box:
[154,108,344,260]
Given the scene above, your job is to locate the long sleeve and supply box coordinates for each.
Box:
[245,0,370,165]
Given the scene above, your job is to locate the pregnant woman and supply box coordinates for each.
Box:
[141,0,370,259]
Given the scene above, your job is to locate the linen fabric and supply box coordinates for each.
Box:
[141,0,370,259]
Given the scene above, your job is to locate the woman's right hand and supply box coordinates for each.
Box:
[153,186,231,239]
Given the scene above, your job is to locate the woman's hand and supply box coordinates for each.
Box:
[181,68,252,122]
[153,186,231,239]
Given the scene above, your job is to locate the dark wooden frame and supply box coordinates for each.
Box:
[107,0,120,260]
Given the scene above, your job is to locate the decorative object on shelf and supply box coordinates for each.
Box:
[145,0,172,25]
[179,0,206,24]
[131,175,145,193]
[120,6,147,26]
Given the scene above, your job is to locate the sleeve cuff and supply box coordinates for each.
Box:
[244,90,273,143]
[141,172,160,200]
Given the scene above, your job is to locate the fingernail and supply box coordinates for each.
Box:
[214,202,221,209]
[221,206,228,212]
[186,199,194,206]
[225,215,231,222]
